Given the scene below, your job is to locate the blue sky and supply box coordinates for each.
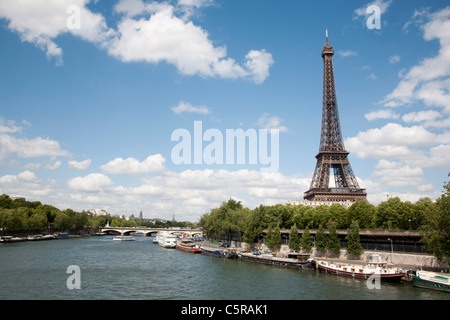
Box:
[0,0,449,221]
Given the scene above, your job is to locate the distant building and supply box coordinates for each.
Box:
[287,199,353,209]
[87,209,108,217]
[10,196,26,201]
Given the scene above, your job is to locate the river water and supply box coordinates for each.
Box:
[0,235,448,301]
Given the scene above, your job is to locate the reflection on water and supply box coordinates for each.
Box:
[0,236,448,300]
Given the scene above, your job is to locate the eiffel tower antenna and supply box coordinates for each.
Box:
[304,30,367,203]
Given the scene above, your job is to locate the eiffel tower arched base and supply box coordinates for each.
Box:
[304,188,367,203]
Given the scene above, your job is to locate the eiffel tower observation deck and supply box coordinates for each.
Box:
[304,30,367,203]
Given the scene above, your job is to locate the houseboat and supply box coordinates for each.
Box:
[27,234,54,241]
[52,232,69,239]
[315,254,405,282]
[238,251,311,269]
[176,239,201,253]
[201,246,237,258]
[411,270,450,293]
[0,236,26,243]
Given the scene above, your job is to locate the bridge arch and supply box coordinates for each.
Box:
[100,227,203,238]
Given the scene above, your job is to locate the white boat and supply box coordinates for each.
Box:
[27,234,54,241]
[112,235,136,241]
[153,233,161,244]
[0,236,26,243]
[158,233,178,248]
[315,254,405,282]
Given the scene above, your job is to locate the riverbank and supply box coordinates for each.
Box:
[0,232,98,243]
[221,242,450,273]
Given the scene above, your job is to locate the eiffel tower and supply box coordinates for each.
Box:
[304,30,367,203]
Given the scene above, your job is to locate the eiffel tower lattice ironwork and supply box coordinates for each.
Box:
[304,30,367,203]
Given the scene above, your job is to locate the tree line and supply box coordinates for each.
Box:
[200,175,450,263]
[0,195,196,235]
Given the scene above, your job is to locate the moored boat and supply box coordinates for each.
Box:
[153,233,161,244]
[201,246,237,258]
[176,239,201,253]
[27,234,54,241]
[239,251,311,269]
[52,232,69,239]
[158,233,178,248]
[411,270,450,293]
[315,254,405,282]
[0,236,27,243]
[112,235,136,241]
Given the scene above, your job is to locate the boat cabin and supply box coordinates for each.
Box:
[366,254,389,268]
[287,252,310,261]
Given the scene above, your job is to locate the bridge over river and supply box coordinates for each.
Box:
[100,226,203,237]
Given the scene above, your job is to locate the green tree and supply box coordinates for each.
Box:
[243,207,264,245]
[347,220,363,255]
[110,218,123,227]
[53,211,71,231]
[347,201,375,229]
[328,203,348,229]
[300,226,313,251]
[420,175,450,263]
[327,222,341,254]
[34,204,59,226]
[375,197,402,229]
[24,212,48,233]
[0,194,13,209]
[313,205,332,229]
[315,225,327,252]
[265,223,281,249]
[4,209,25,232]
[291,205,314,229]
[288,223,300,250]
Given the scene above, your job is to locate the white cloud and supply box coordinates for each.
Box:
[402,110,442,123]
[107,2,273,83]
[0,0,273,83]
[374,160,424,187]
[257,113,287,132]
[50,168,313,221]
[101,154,166,175]
[0,170,55,197]
[244,49,274,84]
[68,159,92,170]
[337,50,357,57]
[171,101,211,115]
[44,160,62,170]
[109,169,310,214]
[365,109,399,121]
[389,55,401,64]
[0,133,70,159]
[382,7,450,110]
[0,0,113,65]
[67,173,113,192]
[345,123,437,159]
[177,0,213,8]
[0,118,22,134]
[114,0,147,17]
